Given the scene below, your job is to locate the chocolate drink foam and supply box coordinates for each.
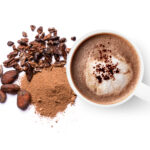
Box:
[71,33,140,105]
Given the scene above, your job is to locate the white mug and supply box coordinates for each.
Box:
[66,30,150,107]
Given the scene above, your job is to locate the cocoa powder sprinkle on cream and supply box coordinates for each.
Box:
[93,46,120,83]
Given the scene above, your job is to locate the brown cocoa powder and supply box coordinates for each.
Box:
[21,67,76,118]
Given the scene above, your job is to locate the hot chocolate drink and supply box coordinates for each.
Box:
[71,33,140,104]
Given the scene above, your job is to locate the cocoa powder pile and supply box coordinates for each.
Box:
[21,67,76,118]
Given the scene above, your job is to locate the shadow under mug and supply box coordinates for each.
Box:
[66,30,149,107]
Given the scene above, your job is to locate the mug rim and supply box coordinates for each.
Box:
[66,30,144,107]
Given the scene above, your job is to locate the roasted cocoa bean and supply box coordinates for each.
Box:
[1,70,18,84]
[17,90,31,110]
[1,84,20,94]
[0,90,7,103]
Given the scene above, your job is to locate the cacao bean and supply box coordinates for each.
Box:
[17,90,31,110]
[25,63,33,82]
[0,65,3,77]
[1,70,18,84]
[0,90,7,103]
[1,84,20,94]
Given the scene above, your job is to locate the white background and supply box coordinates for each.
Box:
[0,0,150,150]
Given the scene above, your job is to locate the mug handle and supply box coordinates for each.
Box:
[135,82,150,101]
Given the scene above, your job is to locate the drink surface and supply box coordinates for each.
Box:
[71,33,140,104]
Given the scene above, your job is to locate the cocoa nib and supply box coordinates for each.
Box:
[17,90,31,110]
[25,63,33,82]
[33,52,41,63]
[7,51,18,59]
[66,48,71,53]
[71,36,76,41]
[53,61,66,67]
[7,41,14,46]
[0,90,7,103]
[3,57,19,68]
[48,28,57,35]
[17,38,28,45]
[1,84,20,94]
[22,32,27,37]
[59,38,66,43]
[30,25,36,31]
[37,26,43,34]
[1,70,18,84]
